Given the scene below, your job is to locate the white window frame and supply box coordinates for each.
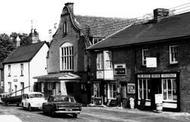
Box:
[169,45,178,64]
[103,50,112,70]
[60,42,74,71]
[96,52,103,70]
[162,79,177,102]
[138,79,150,100]
[109,83,116,99]
[142,49,149,66]
[93,83,100,97]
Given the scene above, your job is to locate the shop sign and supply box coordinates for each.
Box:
[96,71,103,79]
[161,73,177,78]
[146,57,157,68]
[151,74,161,78]
[155,94,163,104]
[114,64,126,75]
[137,74,151,78]
[127,83,135,94]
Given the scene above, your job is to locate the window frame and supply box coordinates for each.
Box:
[96,52,103,70]
[60,42,74,71]
[8,65,11,77]
[142,48,149,66]
[20,63,24,76]
[169,45,178,64]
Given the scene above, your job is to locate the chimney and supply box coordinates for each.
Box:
[65,2,74,14]
[153,8,169,21]
[16,36,20,47]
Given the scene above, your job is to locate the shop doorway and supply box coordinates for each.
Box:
[150,78,161,110]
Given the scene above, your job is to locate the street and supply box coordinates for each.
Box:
[0,104,190,122]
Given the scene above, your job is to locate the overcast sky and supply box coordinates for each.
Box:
[0,0,190,41]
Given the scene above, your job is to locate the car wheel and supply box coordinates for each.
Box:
[73,114,77,118]
[28,104,32,111]
[50,111,55,117]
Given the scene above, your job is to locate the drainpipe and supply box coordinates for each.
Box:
[28,62,30,91]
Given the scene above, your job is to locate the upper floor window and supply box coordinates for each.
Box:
[60,42,74,71]
[91,38,102,45]
[104,50,112,69]
[96,52,103,70]
[63,21,68,35]
[20,63,24,76]
[142,48,149,66]
[8,65,11,77]
[169,45,178,64]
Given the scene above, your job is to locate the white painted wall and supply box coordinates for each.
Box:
[30,43,49,92]
[4,62,30,95]
[4,43,49,96]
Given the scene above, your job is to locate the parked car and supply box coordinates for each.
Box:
[21,92,47,111]
[42,95,82,118]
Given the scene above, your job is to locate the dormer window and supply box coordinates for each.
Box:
[63,21,68,35]
[60,42,74,71]
[169,45,178,64]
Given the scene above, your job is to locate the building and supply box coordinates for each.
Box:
[3,40,49,96]
[88,8,190,112]
[34,2,134,104]
[0,63,4,93]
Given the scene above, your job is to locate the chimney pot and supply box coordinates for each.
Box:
[154,8,169,21]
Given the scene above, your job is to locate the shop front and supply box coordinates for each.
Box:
[136,72,180,111]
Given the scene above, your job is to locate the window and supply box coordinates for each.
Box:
[104,50,112,69]
[21,82,24,95]
[7,65,11,76]
[20,64,24,76]
[63,21,68,35]
[8,82,12,93]
[60,42,74,71]
[96,52,103,70]
[109,83,116,98]
[169,45,178,64]
[91,38,102,45]
[93,83,100,97]
[162,79,177,101]
[142,49,149,66]
[138,79,150,100]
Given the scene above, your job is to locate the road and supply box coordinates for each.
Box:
[0,104,190,122]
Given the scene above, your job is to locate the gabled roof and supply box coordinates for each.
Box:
[88,12,190,50]
[3,42,46,64]
[75,15,136,37]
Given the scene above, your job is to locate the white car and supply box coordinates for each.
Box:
[21,92,47,111]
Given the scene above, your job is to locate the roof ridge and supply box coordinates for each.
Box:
[75,15,132,20]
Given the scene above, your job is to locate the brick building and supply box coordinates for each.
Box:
[88,8,190,112]
[35,3,134,104]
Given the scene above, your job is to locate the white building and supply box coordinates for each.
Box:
[3,42,49,96]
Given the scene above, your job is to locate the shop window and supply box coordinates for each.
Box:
[109,84,116,99]
[60,42,74,71]
[162,79,177,101]
[93,83,100,97]
[96,52,103,70]
[138,79,150,100]
[142,49,149,66]
[169,45,178,64]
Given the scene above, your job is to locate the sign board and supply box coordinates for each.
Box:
[146,57,157,68]
[155,94,163,104]
[96,71,104,79]
[127,83,135,94]
[114,64,126,75]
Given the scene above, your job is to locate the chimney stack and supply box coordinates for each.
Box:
[153,8,169,21]
[16,36,20,47]
[65,2,74,14]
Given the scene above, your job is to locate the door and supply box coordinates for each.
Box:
[150,78,161,109]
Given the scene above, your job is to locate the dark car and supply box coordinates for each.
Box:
[42,95,82,118]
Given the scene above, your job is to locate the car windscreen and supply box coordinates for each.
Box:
[53,96,75,102]
[29,94,43,98]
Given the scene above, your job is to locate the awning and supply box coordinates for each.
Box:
[34,72,81,80]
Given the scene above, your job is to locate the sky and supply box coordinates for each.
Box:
[0,0,190,41]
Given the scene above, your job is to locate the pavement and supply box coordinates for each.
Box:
[0,115,22,122]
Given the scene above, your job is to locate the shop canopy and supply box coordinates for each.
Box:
[34,72,81,81]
